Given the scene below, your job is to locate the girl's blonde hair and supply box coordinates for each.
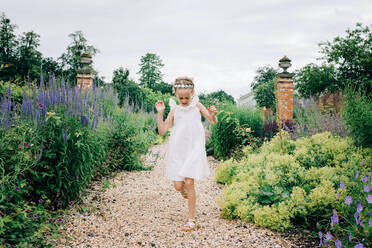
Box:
[172,76,194,94]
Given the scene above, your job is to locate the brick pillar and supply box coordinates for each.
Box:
[277,75,294,121]
[77,53,94,90]
[277,56,294,123]
[77,73,93,90]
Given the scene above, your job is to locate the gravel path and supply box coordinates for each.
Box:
[47,141,316,248]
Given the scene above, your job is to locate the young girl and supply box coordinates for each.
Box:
[155,76,218,231]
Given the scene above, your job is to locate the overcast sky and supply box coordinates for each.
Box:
[2,0,372,99]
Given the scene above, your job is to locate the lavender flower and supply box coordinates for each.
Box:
[362,176,368,183]
[364,185,370,193]
[367,195,372,204]
[349,232,352,242]
[369,218,372,227]
[319,232,323,246]
[38,199,44,204]
[345,196,352,205]
[355,170,359,178]
[325,232,332,241]
[361,159,364,166]
[354,212,360,225]
[354,244,364,248]
[357,201,363,212]
[335,240,342,248]
[331,209,339,226]
[340,182,345,190]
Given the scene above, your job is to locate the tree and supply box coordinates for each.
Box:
[151,81,173,94]
[251,66,278,111]
[17,31,42,81]
[59,31,99,85]
[319,23,372,96]
[112,67,143,107]
[41,57,63,81]
[137,53,164,89]
[294,63,340,98]
[0,12,18,81]
[251,66,277,90]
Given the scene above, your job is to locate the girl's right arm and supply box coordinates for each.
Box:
[155,100,174,135]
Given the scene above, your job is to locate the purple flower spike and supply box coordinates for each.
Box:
[331,209,339,226]
[349,232,352,242]
[345,196,352,205]
[335,240,342,248]
[369,218,372,227]
[357,201,363,212]
[361,159,364,166]
[325,232,332,241]
[362,176,368,183]
[355,170,359,178]
[364,185,370,193]
[340,182,345,190]
[354,244,364,248]
[338,192,340,198]
[319,232,323,246]
[367,195,372,204]
[354,212,360,225]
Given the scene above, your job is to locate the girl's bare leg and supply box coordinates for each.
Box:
[173,180,184,192]
[184,177,196,219]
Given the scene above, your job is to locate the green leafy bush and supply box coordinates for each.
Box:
[215,131,371,232]
[343,89,372,148]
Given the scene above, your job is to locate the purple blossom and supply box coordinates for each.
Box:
[33,214,38,219]
[364,185,370,193]
[345,196,352,205]
[369,218,372,227]
[340,182,345,190]
[325,232,332,241]
[69,201,74,206]
[319,232,323,246]
[38,199,44,204]
[361,159,364,166]
[15,186,20,191]
[349,232,352,242]
[354,212,360,225]
[355,170,359,178]
[76,175,79,179]
[338,192,340,198]
[357,201,363,212]
[0,211,4,217]
[362,176,368,183]
[331,209,339,226]
[57,217,63,223]
[367,195,372,204]
[354,244,364,248]
[57,201,62,206]
[335,240,342,248]
[50,205,55,211]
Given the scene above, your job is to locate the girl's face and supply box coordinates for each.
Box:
[175,89,194,107]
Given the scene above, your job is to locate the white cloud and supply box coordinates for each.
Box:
[2,0,372,99]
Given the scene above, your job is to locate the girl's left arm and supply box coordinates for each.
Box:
[196,102,218,125]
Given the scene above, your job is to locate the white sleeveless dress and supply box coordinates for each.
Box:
[165,95,211,181]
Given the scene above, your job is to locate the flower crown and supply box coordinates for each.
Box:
[173,84,194,89]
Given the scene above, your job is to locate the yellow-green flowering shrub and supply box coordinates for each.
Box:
[215,131,372,232]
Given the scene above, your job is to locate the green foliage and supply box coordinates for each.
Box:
[0,80,33,105]
[294,63,339,98]
[137,53,164,90]
[250,66,278,112]
[210,106,262,160]
[319,23,372,96]
[105,110,157,171]
[342,89,372,148]
[59,31,99,84]
[215,131,371,232]
[199,90,236,106]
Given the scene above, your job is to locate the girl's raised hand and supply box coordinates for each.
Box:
[155,100,165,113]
[207,105,217,116]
